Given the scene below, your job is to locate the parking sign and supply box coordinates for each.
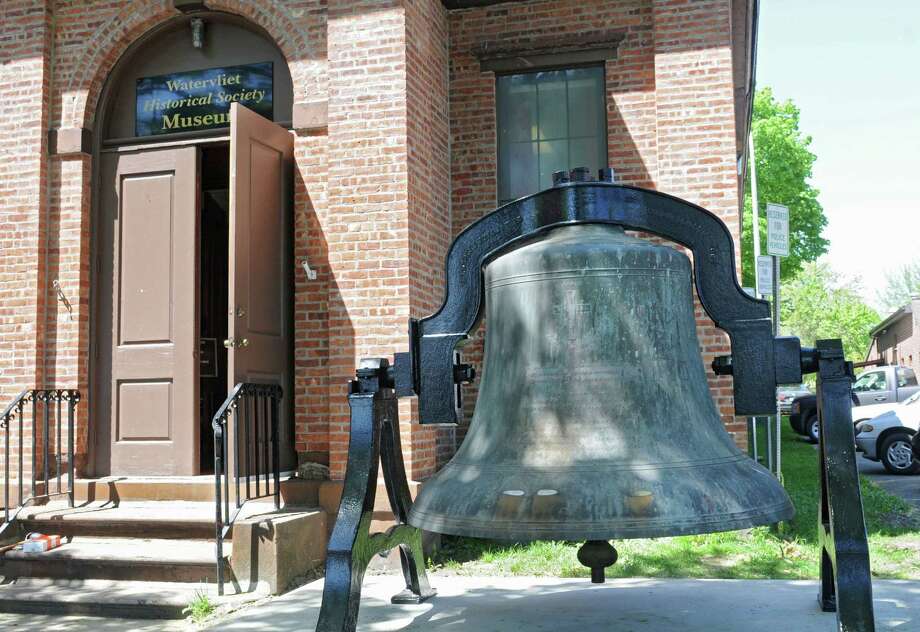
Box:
[766,203,789,257]
[756,256,773,295]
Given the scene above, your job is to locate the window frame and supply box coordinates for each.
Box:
[495,63,609,206]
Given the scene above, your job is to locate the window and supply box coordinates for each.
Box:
[898,367,917,387]
[497,66,607,204]
[853,371,886,392]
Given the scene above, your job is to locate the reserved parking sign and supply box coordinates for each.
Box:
[766,203,790,257]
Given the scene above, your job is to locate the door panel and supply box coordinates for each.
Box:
[228,102,294,470]
[118,174,175,344]
[97,148,198,475]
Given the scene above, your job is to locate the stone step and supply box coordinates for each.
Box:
[19,500,222,539]
[0,577,261,619]
[16,499,301,540]
[71,476,319,505]
[0,536,227,583]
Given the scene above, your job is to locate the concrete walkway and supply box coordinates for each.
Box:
[207,573,919,631]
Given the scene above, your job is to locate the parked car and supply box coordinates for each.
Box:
[789,391,861,443]
[851,365,920,406]
[777,384,811,414]
[789,365,920,443]
[855,391,920,474]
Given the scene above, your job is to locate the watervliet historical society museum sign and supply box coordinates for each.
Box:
[136,62,273,135]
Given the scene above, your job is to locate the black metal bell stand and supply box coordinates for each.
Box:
[315,170,875,632]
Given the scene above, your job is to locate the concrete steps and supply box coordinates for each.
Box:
[0,481,332,618]
[0,536,226,583]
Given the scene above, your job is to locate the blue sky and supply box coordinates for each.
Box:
[757,0,920,312]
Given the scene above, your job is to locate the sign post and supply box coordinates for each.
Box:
[748,134,762,463]
[766,203,790,482]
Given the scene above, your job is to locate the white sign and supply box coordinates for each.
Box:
[766,203,789,257]
[756,256,773,295]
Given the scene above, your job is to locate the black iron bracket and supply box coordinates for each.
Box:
[399,174,803,424]
[811,339,875,631]
[316,358,436,632]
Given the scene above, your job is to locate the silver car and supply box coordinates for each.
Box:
[855,390,920,475]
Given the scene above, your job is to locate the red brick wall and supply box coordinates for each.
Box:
[0,0,748,485]
[448,0,745,445]
[406,0,452,474]
[325,0,451,480]
[0,0,50,390]
[652,0,741,440]
[0,0,52,476]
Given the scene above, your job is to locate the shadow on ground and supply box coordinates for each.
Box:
[208,574,919,631]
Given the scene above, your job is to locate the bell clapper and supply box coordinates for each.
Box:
[576,540,618,584]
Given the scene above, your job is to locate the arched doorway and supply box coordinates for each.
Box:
[90,12,295,476]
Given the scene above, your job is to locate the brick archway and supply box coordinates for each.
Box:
[66,1,312,131]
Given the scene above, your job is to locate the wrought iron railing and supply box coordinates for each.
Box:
[0,389,81,529]
[212,382,282,594]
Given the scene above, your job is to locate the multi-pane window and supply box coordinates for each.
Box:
[497,66,607,205]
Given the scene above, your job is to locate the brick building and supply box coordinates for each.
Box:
[866,296,920,375]
[0,0,757,492]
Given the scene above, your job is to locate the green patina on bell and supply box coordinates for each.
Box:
[409,223,793,541]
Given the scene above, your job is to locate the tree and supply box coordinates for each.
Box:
[780,262,879,363]
[877,261,920,314]
[741,88,829,288]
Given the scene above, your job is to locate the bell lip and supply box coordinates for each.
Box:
[408,500,795,541]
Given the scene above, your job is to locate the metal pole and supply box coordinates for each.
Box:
[67,396,75,508]
[214,422,224,596]
[774,255,782,480]
[752,417,759,463]
[749,133,762,285]
[766,409,773,472]
[749,132,763,463]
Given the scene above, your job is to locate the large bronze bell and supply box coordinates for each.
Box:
[409,223,794,541]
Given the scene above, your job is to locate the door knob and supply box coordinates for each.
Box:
[239,338,249,348]
[223,338,234,349]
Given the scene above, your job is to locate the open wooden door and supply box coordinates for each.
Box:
[97,148,199,475]
[227,103,294,468]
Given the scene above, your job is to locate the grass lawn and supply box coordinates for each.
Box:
[428,419,920,580]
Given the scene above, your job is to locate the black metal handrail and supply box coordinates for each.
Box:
[213,382,282,594]
[0,389,81,530]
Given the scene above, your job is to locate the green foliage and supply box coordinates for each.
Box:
[741,87,829,287]
[878,260,920,314]
[429,423,920,580]
[183,590,216,624]
[779,261,879,362]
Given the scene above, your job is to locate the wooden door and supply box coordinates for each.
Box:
[227,103,293,467]
[96,148,199,475]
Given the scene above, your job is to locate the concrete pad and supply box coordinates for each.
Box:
[206,573,920,631]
